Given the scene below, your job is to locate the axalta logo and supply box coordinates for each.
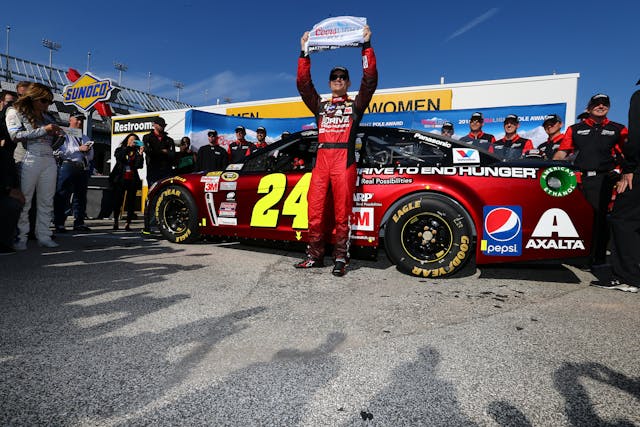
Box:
[62,72,115,110]
[525,208,585,250]
[352,207,374,231]
[452,148,480,164]
[481,206,522,256]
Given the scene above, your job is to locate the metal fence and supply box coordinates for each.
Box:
[0,53,194,113]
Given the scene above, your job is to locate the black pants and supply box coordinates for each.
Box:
[581,174,614,265]
[0,195,22,249]
[609,174,640,286]
[113,180,139,221]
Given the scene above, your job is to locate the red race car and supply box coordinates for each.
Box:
[145,127,593,278]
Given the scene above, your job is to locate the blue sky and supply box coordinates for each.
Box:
[3,0,638,124]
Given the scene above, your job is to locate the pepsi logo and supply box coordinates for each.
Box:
[484,207,521,242]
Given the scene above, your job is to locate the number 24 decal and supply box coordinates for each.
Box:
[250,172,312,229]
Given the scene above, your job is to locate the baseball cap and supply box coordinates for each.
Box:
[588,93,610,107]
[207,130,217,137]
[152,116,166,126]
[441,121,454,130]
[70,111,86,120]
[543,114,562,125]
[504,114,519,123]
[235,125,246,133]
[470,112,483,122]
[329,66,349,80]
[256,126,266,133]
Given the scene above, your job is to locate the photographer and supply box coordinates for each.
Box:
[110,133,144,231]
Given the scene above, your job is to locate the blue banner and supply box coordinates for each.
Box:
[185,103,566,150]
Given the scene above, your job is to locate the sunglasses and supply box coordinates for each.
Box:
[470,118,483,123]
[330,74,348,81]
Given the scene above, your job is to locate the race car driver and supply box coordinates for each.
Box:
[295,25,378,277]
[553,94,628,269]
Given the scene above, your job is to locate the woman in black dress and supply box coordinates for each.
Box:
[110,133,144,230]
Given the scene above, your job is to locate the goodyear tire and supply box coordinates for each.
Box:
[155,186,200,243]
[385,195,473,278]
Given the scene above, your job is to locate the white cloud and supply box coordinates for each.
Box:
[445,8,500,42]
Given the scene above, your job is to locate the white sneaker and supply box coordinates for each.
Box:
[37,239,59,248]
[14,240,27,251]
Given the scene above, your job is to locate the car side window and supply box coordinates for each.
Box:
[359,131,446,167]
[242,136,318,173]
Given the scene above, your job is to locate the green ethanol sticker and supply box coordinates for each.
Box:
[540,166,577,197]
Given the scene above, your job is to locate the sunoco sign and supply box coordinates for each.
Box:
[62,72,115,111]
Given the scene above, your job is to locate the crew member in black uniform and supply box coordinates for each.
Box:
[227,126,256,163]
[592,83,640,292]
[459,112,495,150]
[554,94,628,269]
[491,114,531,160]
[526,114,563,160]
[196,130,229,172]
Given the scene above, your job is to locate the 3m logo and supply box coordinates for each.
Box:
[452,149,480,164]
[352,207,374,231]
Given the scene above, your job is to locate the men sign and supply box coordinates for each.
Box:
[62,72,115,111]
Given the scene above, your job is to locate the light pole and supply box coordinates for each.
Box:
[87,51,91,71]
[147,71,151,93]
[5,26,9,80]
[42,38,61,84]
[113,61,127,85]
[173,80,184,102]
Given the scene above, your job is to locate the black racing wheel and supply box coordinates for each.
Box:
[385,195,473,277]
[156,186,200,243]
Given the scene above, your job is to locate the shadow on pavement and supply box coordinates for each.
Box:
[554,362,640,426]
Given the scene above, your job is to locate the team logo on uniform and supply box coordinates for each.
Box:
[481,206,522,256]
[452,148,480,164]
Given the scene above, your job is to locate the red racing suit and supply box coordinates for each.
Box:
[297,42,378,260]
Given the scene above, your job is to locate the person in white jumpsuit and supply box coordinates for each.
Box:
[5,83,62,249]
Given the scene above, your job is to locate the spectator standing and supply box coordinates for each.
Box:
[459,112,495,150]
[491,114,531,160]
[110,133,144,231]
[440,121,454,138]
[143,116,174,186]
[5,83,62,249]
[175,136,196,174]
[592,82,640,292]
[553,94,628,268]
[0,90,18,151]
[526,114,563,160]
[53,112,93,232]
[295,25,378,276]
[0,143,24,253]
[255,126,268,149]
[227,126,256,163]
[196,130,228,172]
